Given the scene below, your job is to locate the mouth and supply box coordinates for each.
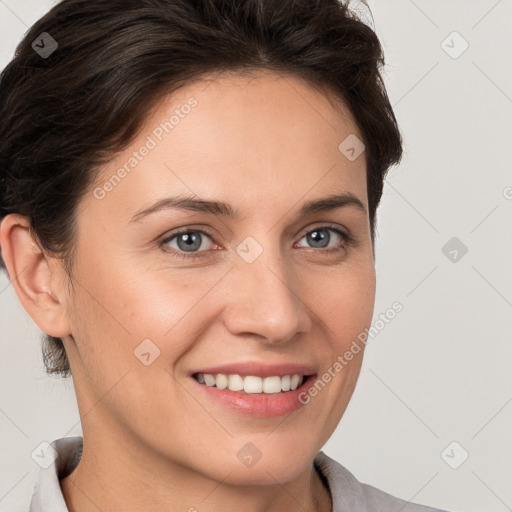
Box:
[192,372,314,395]
[188,362,318,417]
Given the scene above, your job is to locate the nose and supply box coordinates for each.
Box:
[222,244,312,345]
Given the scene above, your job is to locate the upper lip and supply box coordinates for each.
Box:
[190,362,317,378]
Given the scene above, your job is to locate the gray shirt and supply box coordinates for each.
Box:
[29,436,449,512]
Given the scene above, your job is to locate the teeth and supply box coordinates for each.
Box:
[244,375,263,394]
[263,376,281,394]
[290,374,301,390]
[204,374,216,386]
[215,374,228,390]
[195,373,305,394]
[228,374,244,391]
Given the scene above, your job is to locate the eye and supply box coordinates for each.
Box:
[161,228,216,259]
[295,225,353,252]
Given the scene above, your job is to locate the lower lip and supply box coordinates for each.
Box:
[191,376,315,418]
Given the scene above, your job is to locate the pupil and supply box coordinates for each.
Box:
[178,232,201,252]
[308,229,329,248]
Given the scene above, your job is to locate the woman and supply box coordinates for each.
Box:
[0,0,450,511]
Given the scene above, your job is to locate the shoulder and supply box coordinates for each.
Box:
[313,450,451,512]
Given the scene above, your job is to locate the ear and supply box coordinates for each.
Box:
[0,214,72,338]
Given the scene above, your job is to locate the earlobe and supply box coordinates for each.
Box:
[0,213,71,338]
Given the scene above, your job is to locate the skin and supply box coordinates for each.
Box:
[0,69,375,512]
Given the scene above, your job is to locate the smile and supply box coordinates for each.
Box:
[193,372,305,394]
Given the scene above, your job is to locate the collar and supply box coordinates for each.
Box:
[29,436,83,512]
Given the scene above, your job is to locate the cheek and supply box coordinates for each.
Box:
[68,263,226,381]
[340,271,376,341]
[311,256,376,347]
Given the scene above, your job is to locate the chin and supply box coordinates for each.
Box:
[229,439,317,484]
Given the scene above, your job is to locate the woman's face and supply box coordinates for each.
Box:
[62,70,375,484]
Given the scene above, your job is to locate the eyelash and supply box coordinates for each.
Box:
[160,224,356,261]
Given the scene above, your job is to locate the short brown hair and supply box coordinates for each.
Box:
[0,0,402,377]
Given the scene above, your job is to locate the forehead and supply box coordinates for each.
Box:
[87,69,367,223]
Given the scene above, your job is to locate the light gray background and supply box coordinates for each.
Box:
[1,1,511,511]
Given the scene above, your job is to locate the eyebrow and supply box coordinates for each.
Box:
[130,192,367,223]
